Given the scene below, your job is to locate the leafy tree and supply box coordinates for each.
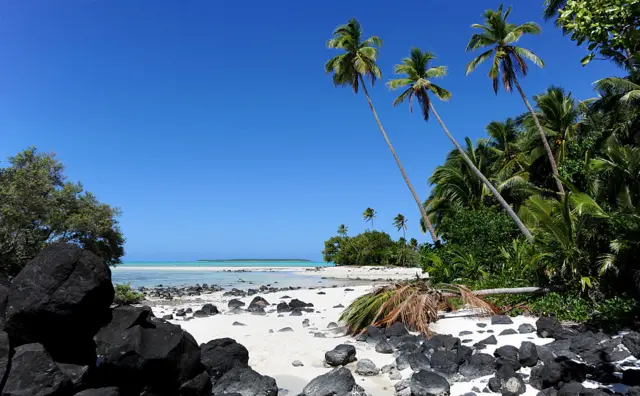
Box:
[388,48,533,242]
[0,148,125,276]
[466,5,565,195]
[558,0,640,68]
[325,19,438,242]
[409,238,419,251]
[114,283,144,305]
[393,213,408,238]
[362,207,376,229]
[322,230,417,266]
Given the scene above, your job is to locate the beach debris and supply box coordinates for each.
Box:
[325,344,357,367]
[355,359,379,376]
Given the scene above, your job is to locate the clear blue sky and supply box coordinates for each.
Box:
[0,1,621,261]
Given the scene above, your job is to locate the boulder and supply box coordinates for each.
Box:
[248,297,269,310]
[200,338,249,381]
[74,388,120,396]
[300,367,366,396]
[454,345,473,365]
[556,382,584,396]
[57,362,90,392]
[519,341,539,367]
[289,309,303,316]
[410,370,450,396]
[375,340,394,354]
[409,350,431,372]
[430,350,460,377]
[476,335,497,345]
[5,243,114,364]
[0,332,11,389]
[529,357,588,390]
[289,299,311,309]
[355,359,378,376]
[499,329,518,336]
[325,344,356,367]
[623,332,640,358]
[211,367,278,396]
[364,326,385,344]
[623,369,640,386]
[200,304,218,316]
[517,323,536,334]
[275,302,291,313]
[424,334,460,351]
[536,317,573,339]
[177,371,212,396]
[459,331,473,336]
[491,315,513,325]
[396,352,410,371]
[228,299,245,309]
[494,345,521,371]
[3,343,72,396]
[327,322,338,329]
[459,353,496,379]
[385,322,409,338]
[94,306,203,394]
[490,365,525,396]
[192,310,208,318]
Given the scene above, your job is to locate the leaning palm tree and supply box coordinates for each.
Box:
[362,207,376,229]
[466,5,565,196]
[325,18,439,242]
[388,48,534,242]
[393,213,408,239]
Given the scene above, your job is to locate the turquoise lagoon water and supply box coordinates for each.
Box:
[112,260,338,289]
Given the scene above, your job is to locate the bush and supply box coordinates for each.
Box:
[322,230,419,266]
[114,283,144,305]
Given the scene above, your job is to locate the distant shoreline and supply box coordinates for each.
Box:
[196,259,312,262]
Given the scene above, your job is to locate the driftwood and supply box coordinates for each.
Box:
[440,286,556,297]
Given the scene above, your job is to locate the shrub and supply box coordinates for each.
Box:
[114,283,144,305]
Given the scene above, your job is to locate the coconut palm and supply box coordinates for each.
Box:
[543,0,567,22]
[594,76,640,105]
[388,48,534,242]
[337,224,348,238]
[325,19,439,242]
[466,6,565,196]
[393,214,408,238]
[409,238,419,251]
[362,207,376,230]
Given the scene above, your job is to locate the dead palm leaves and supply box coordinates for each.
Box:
[340,280,497,336]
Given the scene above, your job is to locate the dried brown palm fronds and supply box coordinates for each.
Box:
[339,280,497,336]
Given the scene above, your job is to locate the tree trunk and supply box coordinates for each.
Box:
[440,286,556,297]
[428,102,535,243]
[513,76,565,195]
[359,75,439,242]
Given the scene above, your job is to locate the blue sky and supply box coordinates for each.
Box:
[0,1,621,261]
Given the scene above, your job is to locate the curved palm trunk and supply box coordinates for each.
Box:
[513,77,565,195]
[428,102,535,243]
[358,75,439,242]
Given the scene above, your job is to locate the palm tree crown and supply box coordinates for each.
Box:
[363,208,376,229]
[337,224,348,237]
[466,5,544,94]
[387,48,452,121]
[393,214,408,238]
[324,18,382,93]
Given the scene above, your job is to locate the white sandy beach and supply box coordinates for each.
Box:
[117,266,426,281]
[147,284,604,396]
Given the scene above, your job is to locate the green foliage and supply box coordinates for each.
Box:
[114,283,144,305]
[0,148,125,276]
[323,230,419,267]
[558,0,640,68]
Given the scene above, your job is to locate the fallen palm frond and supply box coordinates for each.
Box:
[339,280,498,336]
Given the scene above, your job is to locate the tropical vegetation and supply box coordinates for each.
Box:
[326,1,640,333]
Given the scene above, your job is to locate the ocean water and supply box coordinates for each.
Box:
[112,260,339,289]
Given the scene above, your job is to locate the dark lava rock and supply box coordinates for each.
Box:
[623,369,640,386]
[201,304,218,315]
[355,359,378,376]
[250,307,266,316]
[232,322,246,326]
[459,331,473,336]
[499,329,518,336]
[623,332,640,358]
[290,309,303,316]
[556,381,584,396]
[57,362,90,392]
[375,340,394,354]
[211,367,278,396]
[94,306,203,394]
[317,291,326,295]
[314,333,326,338]
[529,357,588,390]
[333,304,344,308]
[178,371,212,396]
[185,308,193,313]
[0,332,10,389]
[494,345,521,371]
[228,299,245,309]
[200,338,249,381]
[535,317,573,339]
[278,327,294,333]
[518,323,536,334]
[491,315,513,325]
[364,326,385,344]
[430,350,460,377]
[193,310,208,318]
[477,335,497,345]
[628,386,640,396]
[396,352,410,371]
[410,370,450,396]
[162,314,173,320]
[385,322,409,338]
[327,322,338,329]
[289,299,312,309]
[454,345,473,365]
[325,344,356,367]
[460,353,496,379]
[299,367,365,396]
[424,334,461,351]
[5,243,114,364]
[247,297,269,313]
[409,350,431,372]
[276,302,291,313]
[519,341,539,367]
[74,388,121,396]
[175,309,186,317]
[3,343,72,396]
[477,323,487,328]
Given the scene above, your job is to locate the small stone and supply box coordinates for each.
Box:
[518,323,536,334]
[232,321,246,326]
[375,340,394,354]
[477,335,498,345]
[381,364,394,374]
[477,323,487,328]
[459,331,473,336]
[327,322,338,329]
[314,332,327,338]
[302,319,310,327]
[499,329,518,336]
[292,360,303,367]
[389,370,402,381]
[333,304,344,308]
[491,315,513,325]
[278,327,294,332]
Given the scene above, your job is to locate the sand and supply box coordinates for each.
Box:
[149,284,576,396]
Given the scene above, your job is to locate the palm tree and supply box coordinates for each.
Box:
[337,224,348,238]
[543,0,567,22]
[409,238,419,251]
[393,214,408,238]
[325,19,439,242]
[388,48,534,242]
[362,207,376,229]
[466,5,565,196]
